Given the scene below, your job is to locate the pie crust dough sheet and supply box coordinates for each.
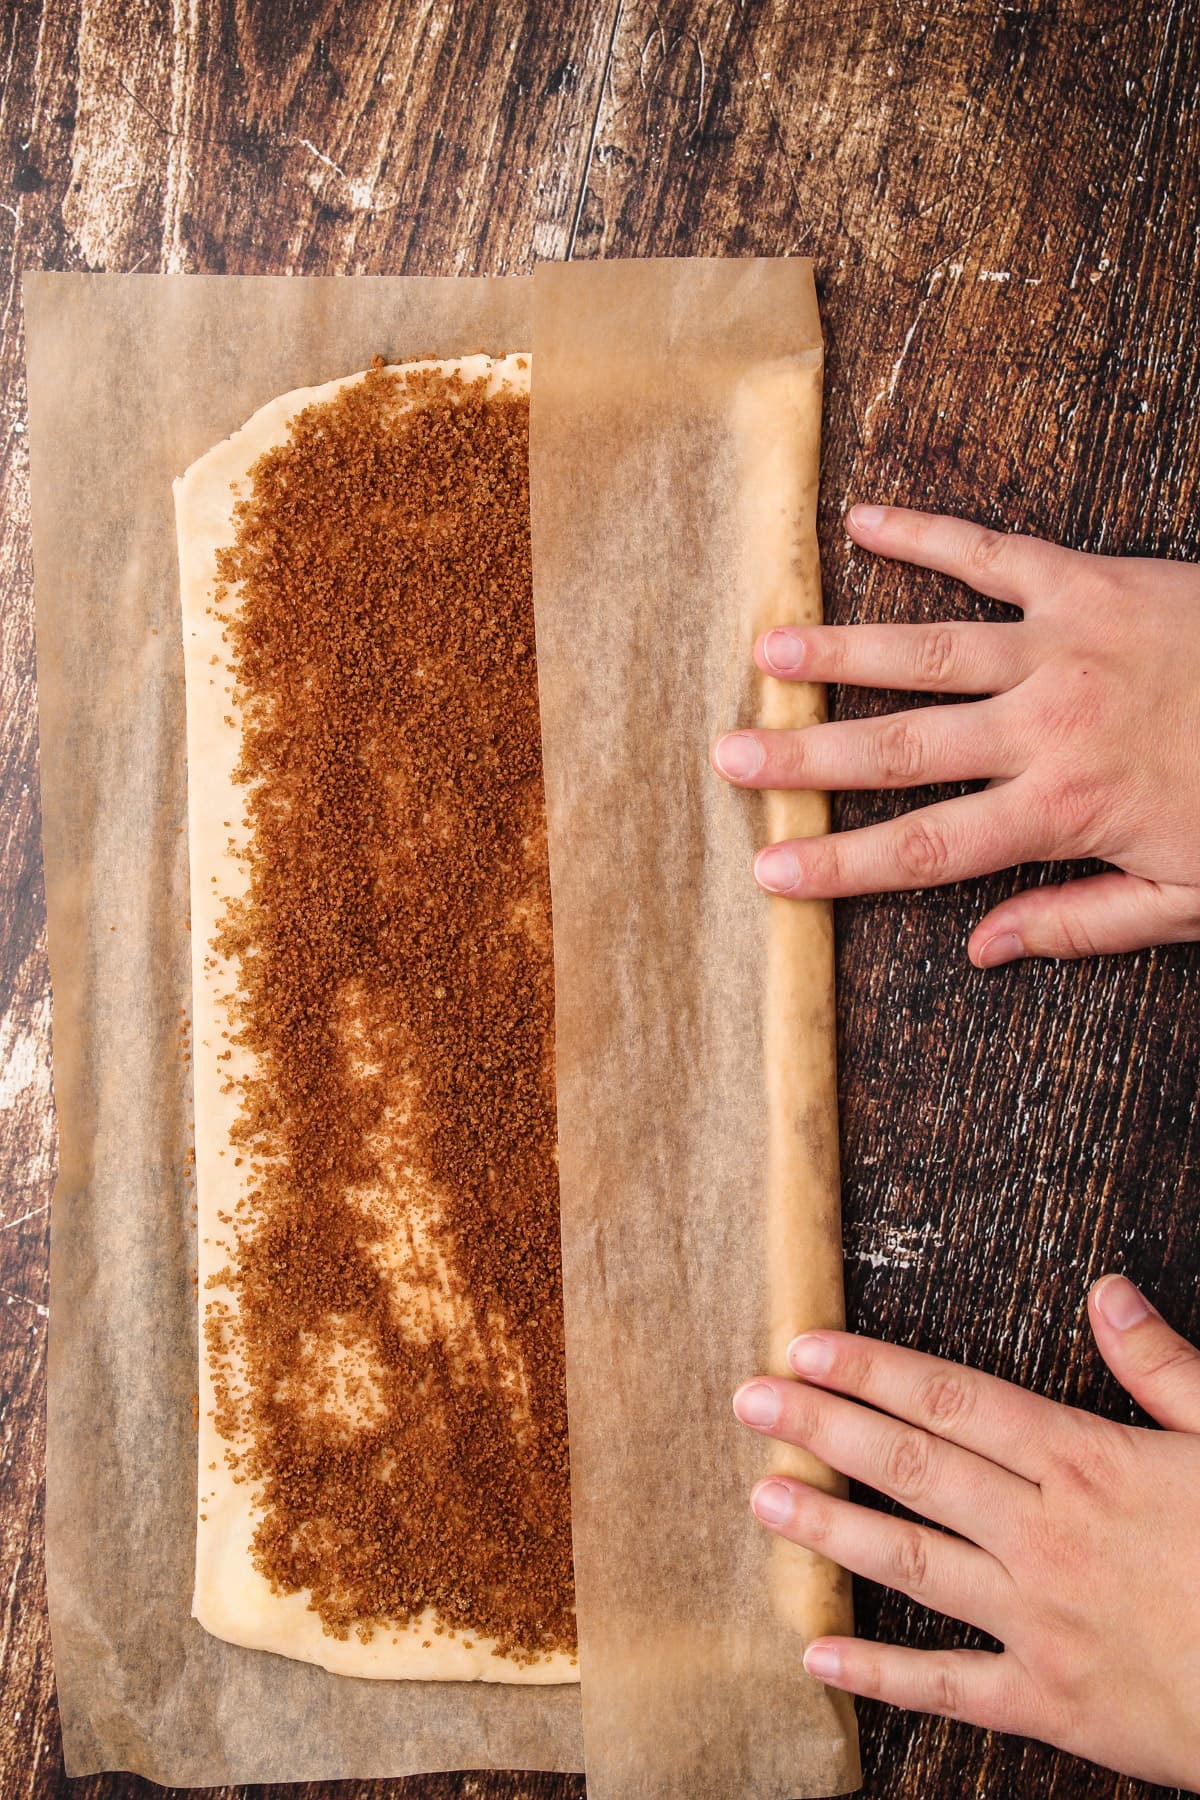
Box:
[175,353,576,1685]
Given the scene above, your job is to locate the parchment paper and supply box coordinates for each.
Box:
[25,273,582,1785]
[26,264,858,1793]
[531,259,859,1799]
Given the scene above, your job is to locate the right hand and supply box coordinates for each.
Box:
[711,504,1200,965]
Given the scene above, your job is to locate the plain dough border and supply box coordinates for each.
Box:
[175,352,577,1684]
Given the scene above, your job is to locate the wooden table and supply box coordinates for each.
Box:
[2,3,1197,1795]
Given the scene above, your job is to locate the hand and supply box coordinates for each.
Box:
[711,505,1200,964]
[731,1276,1200,1790]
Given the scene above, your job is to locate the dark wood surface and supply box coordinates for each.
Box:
[2,1,1197,1794]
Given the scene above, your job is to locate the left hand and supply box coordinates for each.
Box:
[732,1275,1200,1790]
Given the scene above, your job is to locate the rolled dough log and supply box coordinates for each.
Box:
[735,357,857,1670]
[175,355,577,1683]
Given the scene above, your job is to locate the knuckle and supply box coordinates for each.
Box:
[928,1658,963,1718]
[854,1645,887,1700]
[1059,671,1106,737]
[781,1388,822,1446]
[1035,1683,1085,1752]
[1136,1336,1198,1384]
[842,1341,875,1393]
[1023,1617,1103,1722]
[882,1427,933,1501]
[1148,880,1200,935]
[1025,771,1102,857]
[1050,905,1104,960]
[776,731,809,779]
[1070,555,1124,605]
[802,836,843,893]
[812,629,846,678]
[790,1487,832,1548]
[907,511,939,556]
[1035,666,1106,748]
[985,1664,1037,1737]
[1054,1427,1123,1499]
[966,529,1009,581]
[1052,775,1105,851]
[914,1369,975,1432]
[888,1525,930,1595]
[918,626,958,685]
[875,719,926,783]
[894,817,951,884]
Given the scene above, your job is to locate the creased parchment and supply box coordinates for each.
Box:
[26,264,857,1794]
[531,258,859,1800]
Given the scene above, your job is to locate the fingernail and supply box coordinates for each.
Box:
[754,845,802,894]
[751,1480,794,1527]
[1094,1275,1151,1331]
[977,930,1023,968]
[714,733,765,780]
[804,1642,842,1683]
[763,628,807,674]
[733,1381,782,1429]
[787,1333,836,1377]
[848,504,886,531]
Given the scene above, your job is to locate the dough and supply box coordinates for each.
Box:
[735,357,856,1660]
[175,355,577,1683]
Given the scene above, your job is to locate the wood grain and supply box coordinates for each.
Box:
[2,0,1198,1794]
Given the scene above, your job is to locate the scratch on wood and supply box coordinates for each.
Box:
[690,30,707,136]
[566,0,624,258]
[0,1207,49,1232]
[293,136,409,216]
[862,300,925,441]
[114,72,176,139]
[297,135,346,179]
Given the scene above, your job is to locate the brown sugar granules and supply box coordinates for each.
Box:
[208,362,574,1662]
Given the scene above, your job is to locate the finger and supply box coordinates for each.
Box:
[802,1638,1028,1736]
[753,778,1050,899]
[750,1477,1012,1635]
[783,1330,1076,1484]
[732,1378,1032,1548]
[970,872,1200,966]
[844,504,1080,609]
[712,700,1020,793]
[754,621,1033,695]
[1088,1275,1200,1433]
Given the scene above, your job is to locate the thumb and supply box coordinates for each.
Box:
[969,871,1200,966]
[1088,1275,1200,1432]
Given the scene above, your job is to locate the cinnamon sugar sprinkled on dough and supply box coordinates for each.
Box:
[207,363,573,1662]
